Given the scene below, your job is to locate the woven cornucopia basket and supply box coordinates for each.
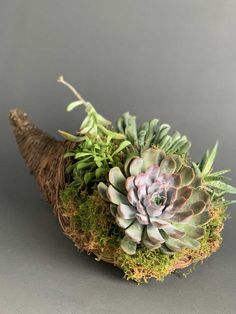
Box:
[9,109,224,280]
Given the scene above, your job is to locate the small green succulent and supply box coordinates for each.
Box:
[64,136,131,184]
[98,147,214,255]
[57,76,131,185]
[117,112,191,154]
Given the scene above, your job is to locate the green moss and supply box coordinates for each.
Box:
[60,186,123,249]
[60,185,226,283]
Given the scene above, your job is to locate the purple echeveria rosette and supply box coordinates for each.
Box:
[98,148,211,255]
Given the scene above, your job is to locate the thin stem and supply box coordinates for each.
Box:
[57,76,85,103]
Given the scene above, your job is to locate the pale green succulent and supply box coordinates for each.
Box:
[98,147,212,255]
[117,112,191,154]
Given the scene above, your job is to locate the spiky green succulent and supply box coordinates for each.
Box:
[98,147,214,255]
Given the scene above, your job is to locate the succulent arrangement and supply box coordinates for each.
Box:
[9,77,236,283]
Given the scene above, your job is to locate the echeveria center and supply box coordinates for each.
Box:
[153,195,165,206]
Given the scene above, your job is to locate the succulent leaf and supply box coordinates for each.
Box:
[121,235,137,255]
[207,181,236,194]
[201,142,218,176]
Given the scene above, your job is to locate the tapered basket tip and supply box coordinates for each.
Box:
[9,108,32,131]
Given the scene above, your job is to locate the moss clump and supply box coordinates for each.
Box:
[60,186,123,258]
[60,185,226,283]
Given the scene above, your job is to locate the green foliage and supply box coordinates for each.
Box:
[59,100,125,142]
[192,143,236,197]
[58,76,125,142]
[116,112,191,155]
[65,136,131,185]
[199,142,218,176]
[57,76,132,185]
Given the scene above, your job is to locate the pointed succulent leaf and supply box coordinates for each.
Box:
[142,148,165,170]
[79,119,95,134]
[171,155,183,172]
[117,112,138,145]
[160,156,176,176]
[190,200,206,215]
[138,122,149,146]
[95,167,106,179]
[188,189,210,205]
[136,213,149,225]
[109,167,127,194]
[199,149,209,172]
[124,154,139,176]
[192,162,202,177]
[169,174,181,187]
[162,224,185,239]
[169,131,181,146]
[179,236,200,250]
[221,200,236,207]
[205,169,230,180]
[84,172,94,184]
[76,161,94,170]
[175,224,204,239]
[146,225,165,244]
[129,158,144,176]
[159,135,172,150]
[125,221,144,243]
[201,142,218,176]
[58,130,85,142]
[150,217,169,228]
[207,180,236,194]
[142,227,162,249]
[178,186,192,200]
[178,166,194,186]
[126,116,138,145]
[117,204,136,219]
[110,204,117,217]
[172,196,187,212]
[159,244,175,255]
[66,100,85,112]
[143,119,159,148]
[97,182,109,201]
[171,210,193,223]
[191,211,211,226]
[155,124,171,142]
[64,151,75,158]
[165,238,186,251]
[121,235,137,255]
[111,140,131,157]
[166,136,183,154]
[116,216,134,229]
[107,185,129,205]
[125,176,135,191]
[179,141,191,154]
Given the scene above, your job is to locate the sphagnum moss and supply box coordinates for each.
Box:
[60,185,226,283]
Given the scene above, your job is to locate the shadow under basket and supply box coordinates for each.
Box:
[9,109,225,283]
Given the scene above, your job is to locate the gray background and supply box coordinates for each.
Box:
[0,1,236,313]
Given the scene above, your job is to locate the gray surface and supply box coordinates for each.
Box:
[0,1,236,313]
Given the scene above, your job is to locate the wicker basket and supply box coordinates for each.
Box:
[9,109,222,277]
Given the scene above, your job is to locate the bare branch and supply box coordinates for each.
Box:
[57,76,85,103]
